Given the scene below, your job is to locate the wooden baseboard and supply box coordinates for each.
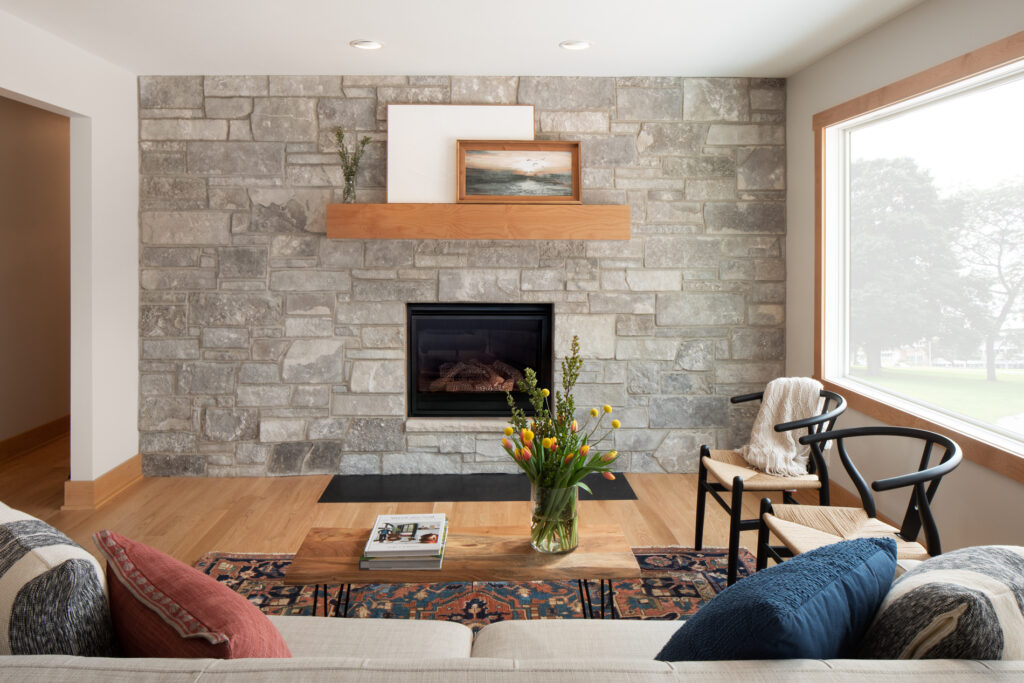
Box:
[0,414,70,463]
[63,454,142,511]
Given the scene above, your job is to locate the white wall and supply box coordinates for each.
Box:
[787,0,1024,549]
[0,8,138,480]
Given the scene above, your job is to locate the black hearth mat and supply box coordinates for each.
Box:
[317,473,637,503]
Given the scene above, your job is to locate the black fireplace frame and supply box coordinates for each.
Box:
[406,303,554,418]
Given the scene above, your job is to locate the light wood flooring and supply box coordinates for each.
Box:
[0,437,813,566]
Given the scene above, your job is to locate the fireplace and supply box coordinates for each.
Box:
[406,303,554,417]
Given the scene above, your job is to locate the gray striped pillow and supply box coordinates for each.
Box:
[859,545,1024,660]
[0,501,116,656]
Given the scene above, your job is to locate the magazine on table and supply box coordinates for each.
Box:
[363,513,447,557]
[358,546,446,570]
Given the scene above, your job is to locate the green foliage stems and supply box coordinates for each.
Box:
[335,129,372,183]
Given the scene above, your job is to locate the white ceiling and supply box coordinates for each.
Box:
[0,0,924,77]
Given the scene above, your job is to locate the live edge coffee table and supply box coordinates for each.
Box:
[285,525,641,620]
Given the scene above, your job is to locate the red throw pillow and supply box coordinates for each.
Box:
[93,530,291,659]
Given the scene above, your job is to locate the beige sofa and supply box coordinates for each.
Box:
[1,616,1020,681]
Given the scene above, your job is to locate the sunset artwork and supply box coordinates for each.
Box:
[464,149,574,197]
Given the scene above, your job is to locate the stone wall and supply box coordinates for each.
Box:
[137,75,786,477]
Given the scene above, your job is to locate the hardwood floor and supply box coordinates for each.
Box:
[0,439,805,567]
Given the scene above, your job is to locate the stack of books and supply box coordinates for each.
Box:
[359,513,448,570]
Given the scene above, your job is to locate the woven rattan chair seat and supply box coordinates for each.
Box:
[763,504,931,561]
[702,450,821,491]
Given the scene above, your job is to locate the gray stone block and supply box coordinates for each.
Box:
[203,407,259,441]
[236,443,271,464]
[365,241,415,267]
[660,372,712,395]
[140,397,193,431]
[675,340,716,371]
[187,142,284,176]
[749,304,784,325]
[141,339,200,360]
[331,394,404,416]
[706,124,784,146]
[140,76,204,108]
[270,270,351,292]
[140,305,187,337]
[251,98,317,141]
[140,268,217,291]
[140,374,174,396]
[205,97,253,119]
[382,453,462,475]
[518,77,614,110]
[627,362,661,394]
[252,340,290,361]
[580,136,636,166]
[293,385,330,408]
[282,339,345,382]
[285,293,334,316]
[343,418,405,452]
[451,76,518,103]
[228,120,252,140]
[520,269,565,291]
[237,384,293,406]
[361,326,404,349]
[353,279,436,302]
[201,327,249,349]
[636,123,706,155]
[349,360,404,393]
[141,152,186,174]
[340,454,382,474]
[260,418,306,442]
[204,76,268,96]
[705,202,785,234]
[140,176,208,205]
[615,339,679,361]
[335,301,404,325]
[188,292,282,326]
[178,362,236,394]
[685,178,736,201]
[751,85,785,111]
[683,78,749,122]
[272,235,319,258]
[140,119,227,141]
[142,211,232,245]
[730,328,784,360]
[649,396,729,428]
[304,442,343,473]
[554,314,616,359]
[249,188,331,233]
[617,88,682,121]
[308,417,349,439]
[652,430,709,472]
[318,98,377,131]
[140,432,196,454]
[588,293,655,314]
[540,111,609,133]
[737,147,785,190]
[714,361,784,385]
[662,155,736,177]
[376,87,450,119]
[656,292,746,326]
[268,442,312,474]
[284,317,334,337]
[142,454,206,477]
[270,76,342,96]
[438,269,519,301]
[218,246,267,278]
[320,240,364,267]
[239,362,280,383]
[614,428,666,451]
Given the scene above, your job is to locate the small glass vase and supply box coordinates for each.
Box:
[342,176,357,203]
[530,483,579,554]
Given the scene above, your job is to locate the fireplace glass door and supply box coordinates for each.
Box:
[407,304,553,417]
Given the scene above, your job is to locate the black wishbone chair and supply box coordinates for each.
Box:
[694,388,847,586]
[756,426,962,571]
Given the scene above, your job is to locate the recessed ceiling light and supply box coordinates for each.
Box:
[559,40,591,51]
[349,39,383,50]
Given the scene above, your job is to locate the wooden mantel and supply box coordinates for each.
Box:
[326,203,631,240]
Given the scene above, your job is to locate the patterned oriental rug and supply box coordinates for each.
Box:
[195,547,753,632]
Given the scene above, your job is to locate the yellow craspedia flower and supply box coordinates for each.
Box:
[589,408,599,417]
[541,437,553,449]
[603,404,612,414]
[541,388,550,397]
[503,426,513,436]
[611,419,621,429]
[524,429,534,443]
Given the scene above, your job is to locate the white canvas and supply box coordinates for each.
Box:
[386,105,534,203]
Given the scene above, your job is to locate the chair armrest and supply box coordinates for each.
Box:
[873,450,962,491]
[730,391,764,404]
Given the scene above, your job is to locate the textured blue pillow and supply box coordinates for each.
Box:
[655,537,897,661]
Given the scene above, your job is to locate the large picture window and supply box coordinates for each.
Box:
[815,33,1024,480]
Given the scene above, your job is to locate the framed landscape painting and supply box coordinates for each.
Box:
[456,140,581,203]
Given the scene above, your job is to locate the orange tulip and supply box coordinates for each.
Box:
[570,420,578,433]
[580,444,590,456]
[602,471,616,480]
[564,452,575,464]
[602,450,618,462]
[522,446,532,461]
[502,438,513,451]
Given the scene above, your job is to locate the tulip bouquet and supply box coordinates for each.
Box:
[501,336,621,553]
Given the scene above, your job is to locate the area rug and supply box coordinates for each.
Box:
[195,547,753,632]
[317,472,637,503]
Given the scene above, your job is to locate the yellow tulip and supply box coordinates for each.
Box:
[589,408,599,417]
[580,444,590,456]
[570,420,578,433]
[503,426,513,436]
[603,404,613,414]
[611,419,621,429]
[602,450,618,462]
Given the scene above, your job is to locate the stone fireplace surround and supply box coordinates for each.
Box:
[137,75,786,477]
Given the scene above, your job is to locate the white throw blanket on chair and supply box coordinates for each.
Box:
[737,377,824,477]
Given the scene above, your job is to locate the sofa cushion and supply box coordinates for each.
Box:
[472,619,682,660]
[859,545,1024,660]
[0,501,115,656]
[93,530,290,659]
[655,537,897,661]
[269,615,473,659]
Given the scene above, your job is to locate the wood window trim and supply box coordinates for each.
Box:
[813,31,1024,487]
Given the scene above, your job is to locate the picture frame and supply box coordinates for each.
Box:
[456,140,581,204]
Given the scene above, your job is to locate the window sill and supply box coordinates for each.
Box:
[818,376,1024,486]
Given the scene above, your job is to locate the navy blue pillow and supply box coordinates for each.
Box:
[655,537,897,661]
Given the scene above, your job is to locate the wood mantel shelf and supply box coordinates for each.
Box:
[326,203,631,240]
